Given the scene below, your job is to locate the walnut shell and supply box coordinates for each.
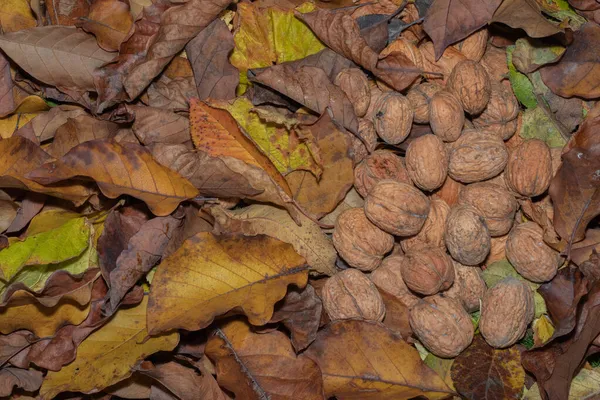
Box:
[420,41,467,83]
[333,208,395,271]
[409,295,474,357]
[445,204,491,265]
[506,222,560,282]
[480,277,534,348]
[405,134,449,191]
[335,68,371,117]
[350,118,378,164]
[448,129,509,183]
[433,176,463,206]
[430,91,465,143]
[354,150,412,198]
[401,197,450,252]
[486,234,508,266]
[322,269,385,322]
[453,29,488,61]
[370,254,420,308]
[481,46,509,83]
[447,60,492,115]
[458,182,517,237]
[373,93,413,144]
[473,83,519,140]
[401,248,455,295]
[407,82,443,123]
[364,180,430,236]
[505,139,552,197]
[445,261,486,312]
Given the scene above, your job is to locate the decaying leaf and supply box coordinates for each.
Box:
[0,367,43,397]
[125,105,191,145]
[492,0,562,39]
[47,116,120,158]
[78,0,134,52]
[147,232,308,334]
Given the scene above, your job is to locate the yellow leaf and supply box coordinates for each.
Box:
[40,296,179,400]
[147,232,308,334]
[14,96,50,114]
[0,0,36,33]
[533,314,555,347]
[0,113,38,139]
[213,97,322,177]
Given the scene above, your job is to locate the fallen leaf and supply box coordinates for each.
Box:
[205,319,324,400]
[47,116,120,158]
[17,106,88,142]
[27,140,199,216]
[0,330,35,366]
[451,335,525,399]
[39,296,179,400]
[147,232,308,334]
[507,46,538,109]
[186,19,238,101]
[0,53,15,118]
[525,368,600,399]
[105,375,153,400]
[492,0,562,38]
[147,75,197,111]
[424,354,455,391]
[79,0,134,52]
[319,188,364,229]
[211,204,336,276]
[0,190,18,233]
[0,367,42,397]
[533,315,555,347]
[0,0,36,33]
[520,107,567,148]
[571,229,600,266]
[0,26,114,93]
[5,193,45,234]
[540,22,600,99]
[380,289,413,340]
[512,38,565,74]
[424,0,502,59]
[46,0,89,25]
[125,105,191,145]
[304,320,454,399]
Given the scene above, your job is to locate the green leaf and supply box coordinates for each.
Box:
[0,217,90,281]
[520,107,567,148]
[507,46,537,109]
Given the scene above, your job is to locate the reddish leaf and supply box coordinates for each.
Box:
[380,290,413,340]
[5,193,45,234]
[0,331,35,366]
[0,52,15,118]
[47,0,89,25]
[79,0,135,52]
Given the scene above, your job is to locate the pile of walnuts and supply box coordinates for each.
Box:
[323,25,563,358]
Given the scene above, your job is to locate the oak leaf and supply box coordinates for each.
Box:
[0,367,43,397]
[27,140,199,216]
[492,0,562,39]
[147,232,308,334]
[79,0,135,52]
[39,296,179,400]
[0,330,35,366]
[205,319,324,400]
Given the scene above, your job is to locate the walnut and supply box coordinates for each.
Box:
[458,182,517,237]
[322,269,385,322]
[448,129,508,183]
[505,139,553,197]
[350,118,378,164]
[473,83,520,140]
[409,295,474,358]
[354,150,412,198]
[430,90,465,143]
[420,41,467,83]
[486,234,508,266]
[364,180,430,236]
[373,92,413,144]
[333,208,395,271]
[370,254,420,308]
[405,134,449,191]
[480,277,534,348]
[481,46,509,83]
[447,60,492,115]
[453,29,488,61]
[401,247,455,295]
[445,204,491,265]
[401,197,450,252]
[445,261,486,312]
[506,222,560,283]
[407,82,443,123]
[335,68,371,117]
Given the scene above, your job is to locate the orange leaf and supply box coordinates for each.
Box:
[79,0,135,52]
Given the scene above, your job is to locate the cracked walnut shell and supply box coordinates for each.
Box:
[445,261,486,312]
[445,204,491,265]
[448,129,508,183]
[506,222,560,283]
[447,60,491,115]
[370,254,420,308]
[322,269,385,322]
[407,82,443,123]
[505,139,552,197]
[458,182,517,237]
[373,92,413,145]
[405,134,449,191]
[409,295,474,358]
[430,90,465,143]
[401,197,450,253]
[333,208,394,271]
[354,150,412,198]
[364,180,430,236]
[335,68,371,117]
[480,277,534,348]
[401,247,455,295]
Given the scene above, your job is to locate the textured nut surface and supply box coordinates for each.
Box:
[480,277,534,348]
[409,295,474,358]
[405,134,449,191]
[407,82,443,123]
[370,254,420,308]
[335,68,371,117]
[401,247,455,295]
[505,139,552,197]
[364,180,430,236]
[354,150,412,197]
[453,29,488,61]
[351,119,378,164]
[449,130,508,183]
[473,83,519,140]
[322,269,385,322]
[506,222,560,282]
[420,41,467,82]
[458,182,517,236]
[401,197,450,252]
[445,204,491,265]
[373,93,413,144]
[445,261,486,312]
[333,208,395,271]
[430,90,465,142]
[447,60,492,115]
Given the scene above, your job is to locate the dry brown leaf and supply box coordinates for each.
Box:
[16,106,88,142]
[304,320,455,399]
[79,0,134,52]
[147,232,308,334]
[147,76,197,111]
[46,0,89,25]
[0,53,15,118]
[0,367,43,397]
[27,140,198,216]
[492,0,562,39]
[47,116,120,159]
[210,204,337,276]
[0,331,36,366]
[6,193,45,234]
[205,319,324,400]
[126,105,191,145]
